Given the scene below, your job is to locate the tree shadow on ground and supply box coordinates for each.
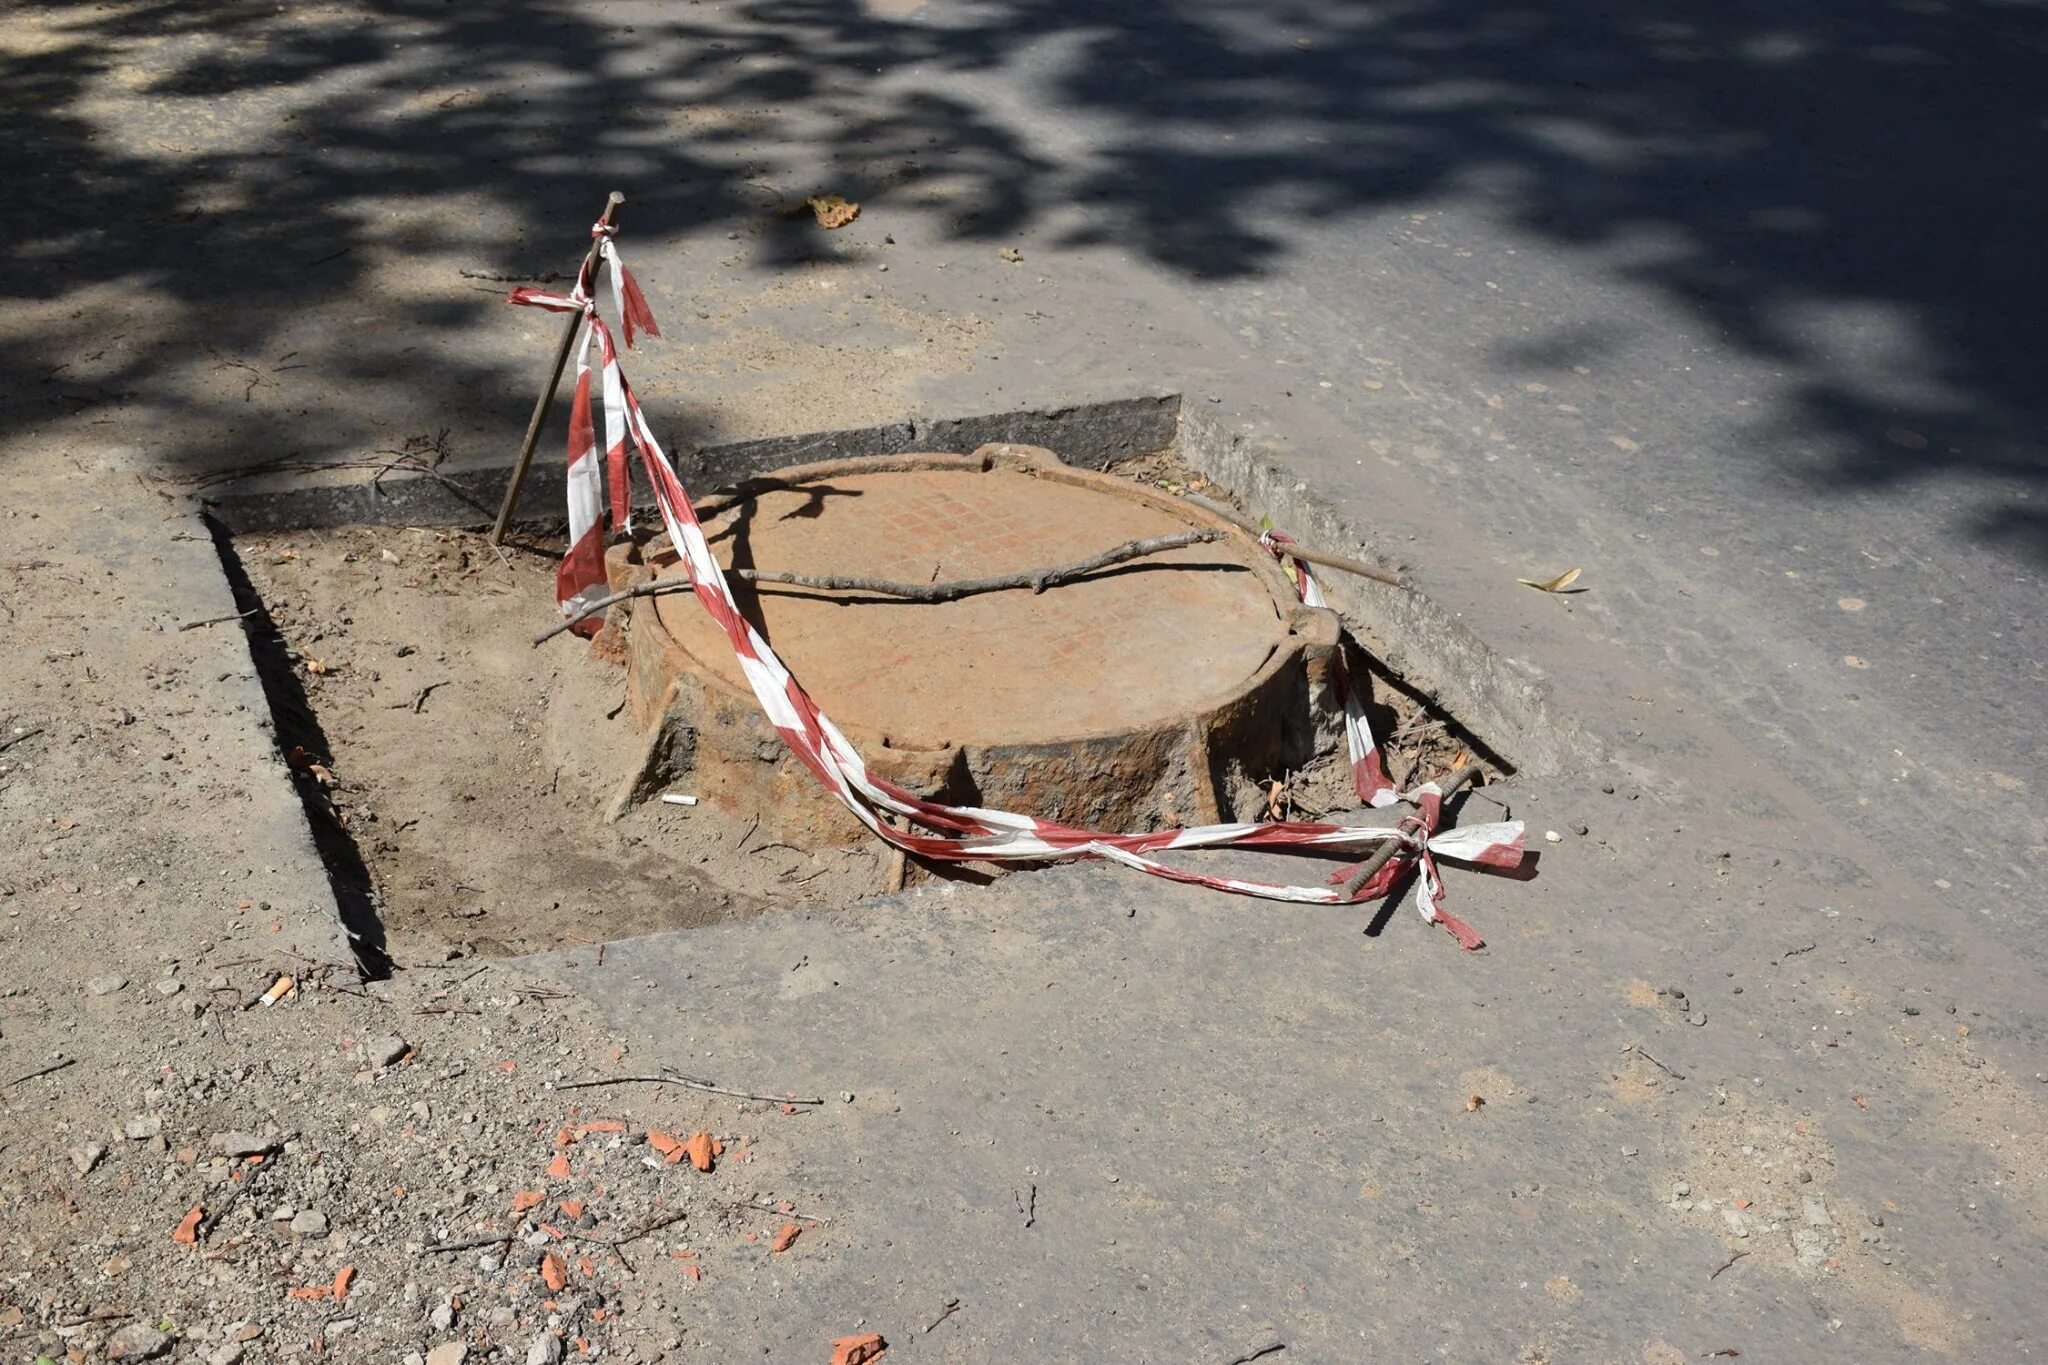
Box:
[3,0,2043,556]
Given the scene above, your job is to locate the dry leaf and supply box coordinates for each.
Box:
[682,1131,723,1172]
[1517,567,1583,593]
[172,1204,203,1245]
[304,658,329,676]
[1466,1094,1485,1111]
[541,1251,568,1291]
[1850,1093,1869,1110]
[831,1333,888,1365]
[806,194,860,229]
[771,1222,802,1253]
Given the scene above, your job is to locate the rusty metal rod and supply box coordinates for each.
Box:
[489,190,626,546]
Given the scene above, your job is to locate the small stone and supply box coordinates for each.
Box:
[425,1346,467,1365]
[1621,1146,1639,1157]
[368,1035,411,1068]
[122,1114,162,1141]
[212,1131,270,1157]
[1599,781,1615,794]
[153,978,184,998]
[527,1333,565,1365]
[1570,821,1589,836]
[290,1209,330,1238]
[107,1323,174,1359]
[1792,1226,1828,1269]
[1869,1213,1884,1227]
[841,1091,855,1103]
[1673,1181,1692,1198]
[1687,1010,1707,1027]
[1803,1195,1832,1227]
[87,975,128,996]
[210,1345,246,1365]
[69,1142,106,1175]
[1543,829,1563,843]
[430,1303,456,1332]
[1795,1169,1812,1184]
[1903,1005,1920,1016]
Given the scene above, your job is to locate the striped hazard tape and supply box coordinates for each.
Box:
[511,224,1526,948]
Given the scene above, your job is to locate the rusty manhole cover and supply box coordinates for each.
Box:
[604,444,1345,857]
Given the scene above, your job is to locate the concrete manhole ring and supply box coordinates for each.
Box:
[603,443,1347,856]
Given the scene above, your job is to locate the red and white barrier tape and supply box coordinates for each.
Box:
[509,227,1525,947]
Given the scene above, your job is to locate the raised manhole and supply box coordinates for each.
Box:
[605,444,1347,853]
[221,441,1494,960]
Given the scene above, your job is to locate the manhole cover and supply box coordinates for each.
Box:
[606,444,1346,854]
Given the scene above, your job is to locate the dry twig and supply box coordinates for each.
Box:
[178,608,258,632]
[6,1056,75,1087]
[534,531,1226,645]
[552,1071,824,1106]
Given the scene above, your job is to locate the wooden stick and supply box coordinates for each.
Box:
[740,530,1223,602]
[0,727,45,756]
[531,530,1224,645]
[551,1071,825,1106]
[178,608,258,632]
[1180,492,1404,587]
[1337,764,1483,899]
[6,1055,75,1087]
[489,191,626,546]
[423,1232,515,1254]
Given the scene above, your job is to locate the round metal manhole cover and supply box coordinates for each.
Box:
[608,444,1346,851]
[649,452,1294,748]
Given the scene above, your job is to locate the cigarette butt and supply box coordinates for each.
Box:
[258,974,296,1007]
[660,794,699,807]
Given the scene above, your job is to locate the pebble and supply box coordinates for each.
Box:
[106,1323,173,1359]
[527,1333,565,1365]
[290,1209,330,1238]
[69,1142,106,1175]
[430,1303,456,1331]
[154,978,184,998]
[368,1035,411,1068]
[425,1345,467,1365]
[1792,1226,1828,1269]
[87,975,128,996]
[210,1346,246,1365]
[1543,829,1563,843]
[212,1131,271,1157]
[1687,1010,1708,1027]
[1673,1181,1691,1198]
[123,1114,163,1141]
[1570,821,1589,836]
[1804,1195,1833,1227]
